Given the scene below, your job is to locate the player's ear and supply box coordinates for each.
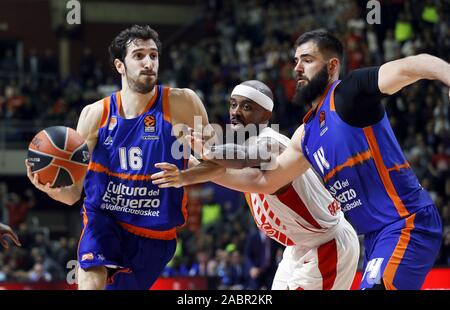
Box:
[328,58,339,76]
[114,59,125,75]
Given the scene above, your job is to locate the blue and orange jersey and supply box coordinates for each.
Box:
[301,81,434,234]
[83,85,188,236]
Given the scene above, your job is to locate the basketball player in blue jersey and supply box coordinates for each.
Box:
[184,30,450,290]
[25,25,219,290]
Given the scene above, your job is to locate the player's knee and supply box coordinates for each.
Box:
[77,266,107,290]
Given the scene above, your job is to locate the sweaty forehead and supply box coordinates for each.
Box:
[231,95,255,104]
[230,95,265,111]
[295,41,321,58]
[127,39,158,53]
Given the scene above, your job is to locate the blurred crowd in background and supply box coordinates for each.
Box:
[0,0,449,289]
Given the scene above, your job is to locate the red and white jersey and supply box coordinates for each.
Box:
[245,127,343,248]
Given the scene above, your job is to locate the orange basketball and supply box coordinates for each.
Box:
[27,126,90,187]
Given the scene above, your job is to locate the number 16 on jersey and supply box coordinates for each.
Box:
[119,147,143,170]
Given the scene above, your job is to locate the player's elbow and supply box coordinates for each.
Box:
[66,185,83,206]
[63,193,81,206]
[251,174,279,195]
[68,196,81,206]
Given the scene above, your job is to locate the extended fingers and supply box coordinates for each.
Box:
[3,232,21,247]
[152,177,171,185]
[154,162,177,170]
[0,237,8,249]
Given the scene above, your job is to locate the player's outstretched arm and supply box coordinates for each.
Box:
[189,132,282,169]
[214,127,309,194]
[0,222,21,248]
[154,126,310,194]
[25,100,103,205]
[151,156,225,188]
[378,54,450,97]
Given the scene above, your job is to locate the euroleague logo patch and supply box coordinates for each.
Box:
[144,115,156,133]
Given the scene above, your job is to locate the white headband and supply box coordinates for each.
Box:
[231,84,274,112]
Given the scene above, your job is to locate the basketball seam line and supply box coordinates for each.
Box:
[43,130,72,155]
[51,166,59,187]
[32,157,56,174]
[33,159,76,185]
[58,165,75,185]
[30,148,88,167]
[64,127,69,151]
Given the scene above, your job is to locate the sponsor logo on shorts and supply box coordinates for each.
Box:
[81,253,94,261]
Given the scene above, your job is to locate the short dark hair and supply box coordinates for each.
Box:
[295,30,343,63]
[108,25,162,68]
[241,80,274,100]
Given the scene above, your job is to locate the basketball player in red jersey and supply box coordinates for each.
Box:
[177,31,449,290]
[25,25,219,290]
[152,80,360,290]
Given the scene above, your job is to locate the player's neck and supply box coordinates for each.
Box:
[120,87,156,118]
[311,97,321,110]
[311,79,337,110]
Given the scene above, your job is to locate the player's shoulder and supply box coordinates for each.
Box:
[168,87,204,121]
[294,124,305,137]
[168,87,199,103]
[79,98,108,130]
[83,99,104,114]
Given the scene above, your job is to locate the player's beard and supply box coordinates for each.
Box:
[126,70,157,94]
[294,64,329,106]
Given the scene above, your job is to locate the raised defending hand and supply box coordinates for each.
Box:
[185,127,215,160]
[151,162,185,188]
[0,222,21,249]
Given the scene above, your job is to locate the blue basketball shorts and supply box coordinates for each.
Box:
[360,204,442,290]
[77,207,176,290]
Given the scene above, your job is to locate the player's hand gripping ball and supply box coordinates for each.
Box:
[27,126,90,187]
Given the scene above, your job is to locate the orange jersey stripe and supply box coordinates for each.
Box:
[99,97,111,128]
[323,150,373,182]
[115,89,158,117]
[363,127,409,217]
[115,91,122,115]
[88,161,153,181]
[118,221,176,240]
[107,268,132,285]
[162,87,171,123]
[387,162,411,173]
[383,213,416,290]
[179,190,189,227]
[303,83,334,124]
[77,206,89,259]
[329,81,340,111]
[144,86,159,112]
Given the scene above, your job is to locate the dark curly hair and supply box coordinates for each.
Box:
[108,25,162,69]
